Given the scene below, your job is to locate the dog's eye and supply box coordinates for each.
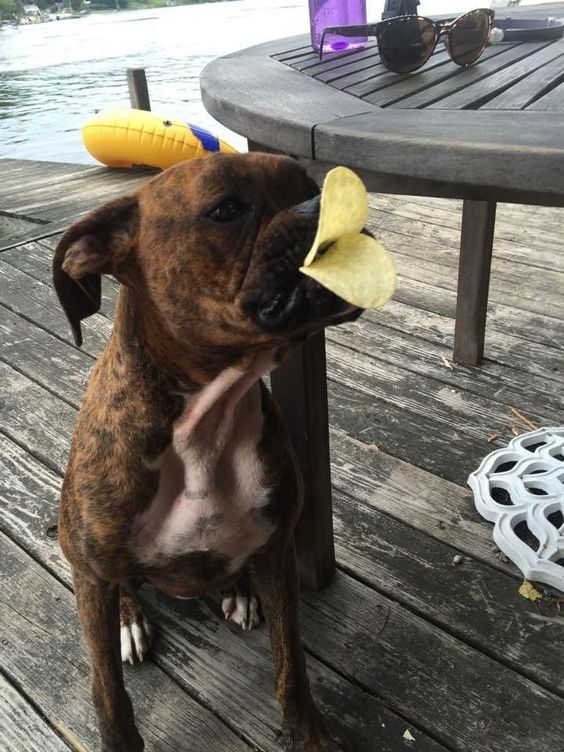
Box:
[207,197,249,223]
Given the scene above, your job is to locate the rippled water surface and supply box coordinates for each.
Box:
[0,0,536,163]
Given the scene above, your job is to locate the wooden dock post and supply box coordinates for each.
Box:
[127,68,151,111]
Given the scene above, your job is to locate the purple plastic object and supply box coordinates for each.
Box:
[308,0,367,53]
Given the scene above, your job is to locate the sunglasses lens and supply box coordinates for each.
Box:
[378,17,437,74]
[448,10,492,67]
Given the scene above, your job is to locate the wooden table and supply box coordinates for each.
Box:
[200,25,564,588]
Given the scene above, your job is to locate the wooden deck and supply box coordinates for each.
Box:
[1,157,563,752]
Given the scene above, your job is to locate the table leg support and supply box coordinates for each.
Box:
[270,333,335,590]
[453,199,497,366]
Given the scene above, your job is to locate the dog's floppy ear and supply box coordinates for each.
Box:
[53,194,139,347]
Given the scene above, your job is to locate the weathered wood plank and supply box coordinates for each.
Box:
[372,192,563,228]
[0,532,254,752]
[328,316,563,415]
[0,165,98,203]
[329,427,512,575]
[392,42,550,109]
[301,573,564,752]
[0,159,95,186]
[2,238,118,319]
[0,360,75,471]
[483,53,564,109]
[325,337,555,444]
[271,43,314,62]
[299,43,379,76]
[0,217,79,254]
[373,289,563,381]
[335,49,451,94]
[0,260,110,357]
[527,80,564,110]
[313,109,564,201]
[0,306,93,405]
[355,43,517,104]
[1,172,148,222]
[430,45,564,110]
[333,490,564,693]
[368,195,564,265]
[0,675,72,752]
[387,247,564,320]
[0,437,447,752]
[316,52,382,85]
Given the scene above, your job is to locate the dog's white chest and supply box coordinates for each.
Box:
[135,379,274,569]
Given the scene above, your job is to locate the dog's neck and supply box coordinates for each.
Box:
[112,286,270,389]
[109,288,275,468]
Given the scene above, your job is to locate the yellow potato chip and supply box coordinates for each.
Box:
[300,165,396,309]
[302,166,368,268]
[301,233,396,310]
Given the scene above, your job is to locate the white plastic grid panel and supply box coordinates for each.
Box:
[468,427,564,592]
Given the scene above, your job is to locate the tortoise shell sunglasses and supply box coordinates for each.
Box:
[319,8,496,74]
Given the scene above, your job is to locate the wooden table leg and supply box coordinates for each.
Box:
[453,199,497,366]
[270,332,335,590]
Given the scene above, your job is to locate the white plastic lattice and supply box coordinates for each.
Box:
[468,427,564,592]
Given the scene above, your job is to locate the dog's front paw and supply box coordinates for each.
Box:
[120,614,152,665]
[221,589,260,631]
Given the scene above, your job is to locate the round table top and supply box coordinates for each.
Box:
[201,33,564,204]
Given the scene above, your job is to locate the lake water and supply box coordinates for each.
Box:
[0,0,547,164]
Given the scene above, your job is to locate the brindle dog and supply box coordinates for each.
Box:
[53,152,360,752]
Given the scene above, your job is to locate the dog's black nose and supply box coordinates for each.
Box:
[291,194,320,218]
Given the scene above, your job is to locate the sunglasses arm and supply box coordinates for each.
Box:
[319,24,378,60]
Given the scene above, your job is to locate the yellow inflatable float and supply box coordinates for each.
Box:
[82,108,236,169]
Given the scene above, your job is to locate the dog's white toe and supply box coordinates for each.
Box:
[222,592,260,631]
[120,617,153,665]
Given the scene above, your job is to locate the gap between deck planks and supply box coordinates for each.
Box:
[0,674,74,752]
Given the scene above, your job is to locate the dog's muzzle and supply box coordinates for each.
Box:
[254,194,320,329]
[245,193,358,334]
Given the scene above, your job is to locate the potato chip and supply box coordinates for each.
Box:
[301,166,396,309]
[301,233,396,309]
[302,166,368,268]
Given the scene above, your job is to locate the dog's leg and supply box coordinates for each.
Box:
[120,582,153,665]
[252,538,350,752]
[221,572,261,631]
[72,568,144,752]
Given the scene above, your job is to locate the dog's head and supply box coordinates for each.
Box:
[54,153,359,367]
